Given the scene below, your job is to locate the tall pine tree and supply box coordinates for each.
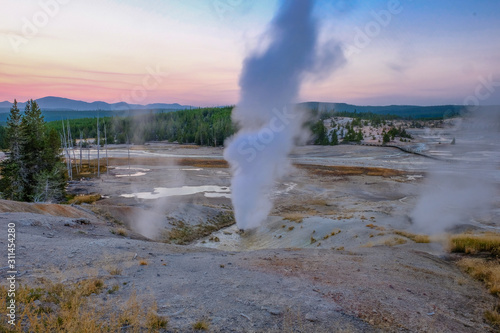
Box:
[0,100,66,202]
[0,100,24,200]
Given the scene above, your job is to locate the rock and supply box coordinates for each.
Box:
[266,308,282,316]
[75,218,91,225]
[305,313,318,322]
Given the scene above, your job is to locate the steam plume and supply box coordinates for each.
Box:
[224,0,344,230]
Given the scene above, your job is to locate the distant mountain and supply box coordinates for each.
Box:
[0,96,191,112]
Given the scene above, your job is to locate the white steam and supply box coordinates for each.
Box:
[224,0,344,230]
[411,107,500,234]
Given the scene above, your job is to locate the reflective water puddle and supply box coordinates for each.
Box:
[121,185,230,199]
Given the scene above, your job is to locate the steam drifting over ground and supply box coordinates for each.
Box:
[411,107,500,234]
[224,0,345,230]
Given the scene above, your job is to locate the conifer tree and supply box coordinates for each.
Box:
[330,129,338,145]
[0,100,24,200]
[0,100,66,202]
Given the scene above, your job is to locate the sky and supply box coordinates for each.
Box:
[1,0,499,106]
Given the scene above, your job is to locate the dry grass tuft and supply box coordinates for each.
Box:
[485,305,500,328]
[192,319,210,330]
[383,237,407,246]
[72,162,108,178]
[450,232,500,256]
[68,193,102,205]
[366,223,386,231]
[107,284,120,294]
[146,302,168,330]
[78,278,105,297]
[283,213,304,223]
[111,228,128,237]
[107,267,122,276]
[307,198,329,206]
[456,258,500,296]
[394,230,430,243]
[450,233,500,328]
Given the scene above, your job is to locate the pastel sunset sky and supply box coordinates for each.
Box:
[1,0,499,106]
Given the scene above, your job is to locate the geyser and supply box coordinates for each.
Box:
[224,0,344,230]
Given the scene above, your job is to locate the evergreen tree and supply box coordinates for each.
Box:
[0,126,7,149]
[383,133,390,144]
[356,130,363,142]
[0,100,24,200]
[0,100,66,202]
[312,120,329,145]
[19,100,46,200]
[330,130,338,145]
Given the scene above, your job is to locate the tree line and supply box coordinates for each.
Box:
[41,107,235,147]
[0,106,416,152]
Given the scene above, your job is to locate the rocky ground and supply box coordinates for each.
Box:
[0,143,498,332]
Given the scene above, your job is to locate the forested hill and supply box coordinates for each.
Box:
[302,102,470,119]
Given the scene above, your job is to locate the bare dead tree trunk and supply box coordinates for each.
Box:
[126,134,131,177]
[87,138,90,174]
[104,121,109,175]
[97,117,100,178]
[66,120,73,178]
[61,121,72,180]
[79,131,83,171]
[68,120,78,175]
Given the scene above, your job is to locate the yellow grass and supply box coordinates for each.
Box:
[485,306,500,328]
[394,230,430,243]
[0,278,168,332]
[283,213,305,223]
[295,164,408,177]
[450,232,500,256]
[68,194,102,205]
[366,224,386,231]
[456,258,500,296]
[307,198,329,206]
[106,157,228,169]
[111,228,128,237]
[192,319,209,330]
[383,237,407,246]
[450,233,500,328]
